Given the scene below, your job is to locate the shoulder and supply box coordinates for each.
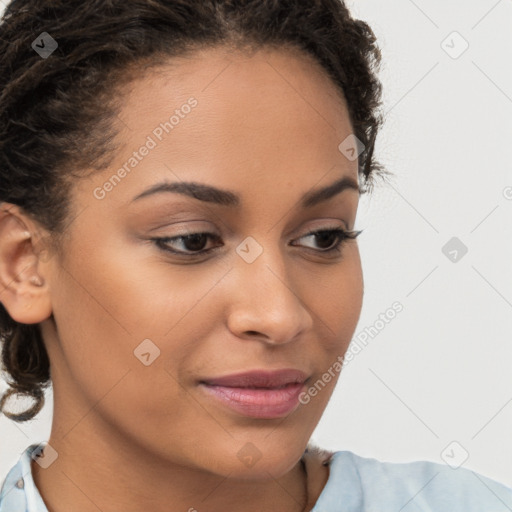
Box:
[313,449,512,512]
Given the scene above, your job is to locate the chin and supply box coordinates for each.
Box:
[201,440,305,481]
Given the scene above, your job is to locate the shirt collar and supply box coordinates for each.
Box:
[0,443,49,512]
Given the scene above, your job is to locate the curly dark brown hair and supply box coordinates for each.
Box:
[0,0,389,422]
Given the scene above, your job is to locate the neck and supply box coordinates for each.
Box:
[32,416,310,512]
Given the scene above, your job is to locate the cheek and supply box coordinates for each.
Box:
[296,252,362,419]
[49,237,229,392]
[48,258,220,444]
[307,244,363,349]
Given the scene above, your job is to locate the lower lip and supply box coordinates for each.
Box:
[199,382,305,418]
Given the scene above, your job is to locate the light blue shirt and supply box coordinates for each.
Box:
[1,443,512,511]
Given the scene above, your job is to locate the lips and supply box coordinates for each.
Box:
[198,369,309,418]
[200,369,309,389]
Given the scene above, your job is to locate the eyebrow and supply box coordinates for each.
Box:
[130,175,361,208]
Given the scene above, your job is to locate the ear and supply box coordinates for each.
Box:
[0,202,53,324]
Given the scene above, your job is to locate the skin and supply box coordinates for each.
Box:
[0,45,364,512]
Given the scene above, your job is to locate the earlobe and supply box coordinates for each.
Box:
[0,203,53,324]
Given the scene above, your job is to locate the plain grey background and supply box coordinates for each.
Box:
[1,0,512,489]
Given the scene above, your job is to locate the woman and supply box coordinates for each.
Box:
[0,1,511,511]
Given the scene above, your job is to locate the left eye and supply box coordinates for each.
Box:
[294,228,353,251]
[151,228,362,257]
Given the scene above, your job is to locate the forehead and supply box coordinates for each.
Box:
[117,44,352,144]
[78,45,358,215]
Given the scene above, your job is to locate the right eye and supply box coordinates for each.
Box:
[151,232,223,257]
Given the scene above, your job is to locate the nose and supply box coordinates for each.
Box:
[226,244,314,345]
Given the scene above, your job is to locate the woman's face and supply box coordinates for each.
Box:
[36,46,363,478]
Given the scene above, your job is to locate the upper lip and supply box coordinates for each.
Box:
[200,369,309,388]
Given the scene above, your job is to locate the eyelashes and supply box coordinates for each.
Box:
[150,227,363,259]
[296,227,362,253]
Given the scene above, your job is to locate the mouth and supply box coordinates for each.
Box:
[200,368,308,388]
[198,369,309,419]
